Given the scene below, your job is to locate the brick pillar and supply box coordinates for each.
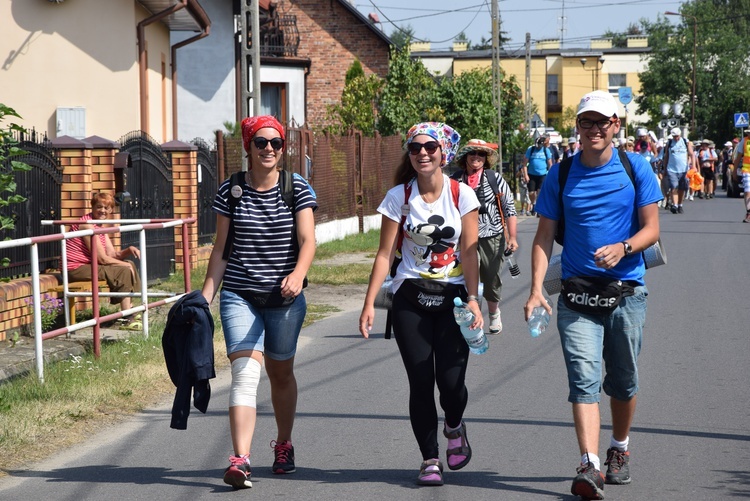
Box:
[162,140,198,271]
[86,135,119,247]
[49,136,93,221]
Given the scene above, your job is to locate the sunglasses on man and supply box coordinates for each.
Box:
[252,137,285,150]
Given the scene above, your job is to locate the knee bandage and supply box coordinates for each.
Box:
[229,357,261,408]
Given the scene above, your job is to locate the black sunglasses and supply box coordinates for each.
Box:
[252,137,285,150]
[407,141,440,155]
[468,150,487,158]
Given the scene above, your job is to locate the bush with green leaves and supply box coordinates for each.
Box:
[0,104,32,267]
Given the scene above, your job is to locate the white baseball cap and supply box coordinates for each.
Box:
[577,90,618,117]
[725,141,733,147]
[670,127,682,136]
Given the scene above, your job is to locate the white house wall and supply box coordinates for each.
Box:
[173,0,235,143]
[1,0,151,141]
[249,65,306,127]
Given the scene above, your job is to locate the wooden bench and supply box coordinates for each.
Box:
[48,281,108,324]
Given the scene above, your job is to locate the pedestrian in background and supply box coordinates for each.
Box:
[522,136,553,215]
[452,139,518,335]
[516,163,532,216]
[731,128,750,223]
[525,90,662,500]
[359,122,482,487]
[662,127,694,214]
[200,115,317,489]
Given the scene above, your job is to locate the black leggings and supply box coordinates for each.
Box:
[392,288,470,460]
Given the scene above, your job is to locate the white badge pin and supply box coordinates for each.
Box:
[401,204,410,216]
[230,184,243,199]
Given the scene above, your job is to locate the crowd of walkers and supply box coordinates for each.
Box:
[176,86,749,500]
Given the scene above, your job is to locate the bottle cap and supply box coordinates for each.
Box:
[453,297,463,307]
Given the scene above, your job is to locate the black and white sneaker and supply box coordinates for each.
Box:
[223,454,252,489]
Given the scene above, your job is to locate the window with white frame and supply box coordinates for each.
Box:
[608,74,627,94]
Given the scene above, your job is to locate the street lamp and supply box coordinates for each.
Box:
[665,11,697,133]
[658,102,684,139]
[580,57,605,91]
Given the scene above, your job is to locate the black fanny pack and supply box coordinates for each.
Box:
[228,288,298,309]
[397,279,465,312]
[561,276,636,315]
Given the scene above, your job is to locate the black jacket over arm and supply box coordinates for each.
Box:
[162,290,215,430]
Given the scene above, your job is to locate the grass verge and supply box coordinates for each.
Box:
[0,230,380,473]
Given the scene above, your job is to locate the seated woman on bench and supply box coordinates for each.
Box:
[66,192,141,313]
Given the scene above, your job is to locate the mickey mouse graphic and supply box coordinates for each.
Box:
[406,215,463,279]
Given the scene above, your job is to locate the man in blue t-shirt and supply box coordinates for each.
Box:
[525,90,662,500]
[522,135,553,215]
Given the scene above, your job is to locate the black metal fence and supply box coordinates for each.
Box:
[193,138,218,246]
[117,131,175,281]
[0,129,62,279]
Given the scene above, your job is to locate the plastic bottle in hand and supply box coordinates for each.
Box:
[504,249,520,279]
[453,297,488,354]
[528,299,552,338]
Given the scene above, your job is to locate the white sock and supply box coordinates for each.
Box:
[610,436,629,451]
[581,453,600,471]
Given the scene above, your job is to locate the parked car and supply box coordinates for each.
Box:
[726,164,744,198]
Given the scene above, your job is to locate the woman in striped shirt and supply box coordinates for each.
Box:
[200,115,317,489]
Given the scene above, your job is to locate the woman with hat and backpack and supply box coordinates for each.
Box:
[452,139,518,335]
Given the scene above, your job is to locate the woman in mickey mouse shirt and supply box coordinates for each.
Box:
[359,122,481,487]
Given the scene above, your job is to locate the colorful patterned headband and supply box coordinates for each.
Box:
[406,122,461,166]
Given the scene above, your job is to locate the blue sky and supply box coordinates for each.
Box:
[355,0,686,51]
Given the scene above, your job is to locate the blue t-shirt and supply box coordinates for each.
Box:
[535,151,663,284]
[525,146,552,176]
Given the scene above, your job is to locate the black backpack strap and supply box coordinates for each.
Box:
[222,171,245,261]
[485,168,500,196]
[279,169,295,212]
[555,156,574,245]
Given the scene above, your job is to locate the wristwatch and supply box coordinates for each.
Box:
[621,241,633,255]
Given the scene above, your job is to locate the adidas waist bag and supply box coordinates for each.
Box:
[560,276,637,315]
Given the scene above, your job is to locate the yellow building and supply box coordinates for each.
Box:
[412,36,650,134]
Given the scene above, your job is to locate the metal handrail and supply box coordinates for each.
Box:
[0,217,196,382]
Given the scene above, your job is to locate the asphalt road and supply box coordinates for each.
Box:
[1,192,749,501]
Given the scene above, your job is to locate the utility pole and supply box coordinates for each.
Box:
[240,1,262,118]
[491,0,503,166]
[240,0,262,171]
[525,33,531,129]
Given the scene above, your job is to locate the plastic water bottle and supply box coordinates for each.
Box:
[504,249,520,279]
[528,299,552,338]
[453,297,489,354]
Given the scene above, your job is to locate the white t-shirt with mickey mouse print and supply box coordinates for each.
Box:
[378,174,480,294]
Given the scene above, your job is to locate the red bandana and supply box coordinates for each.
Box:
[241,115,286,153]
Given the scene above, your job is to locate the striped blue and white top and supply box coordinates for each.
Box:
[213,172,317,292]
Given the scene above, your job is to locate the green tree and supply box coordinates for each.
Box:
[345,58,365,84]
[326,59,384,136]
[603,22,644,48]
[376,45,439,136]
[0,104,32,267]
[470,19,511,50]
[389,24,415,50]
[558,105,578,137]
[637,0,750,140]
